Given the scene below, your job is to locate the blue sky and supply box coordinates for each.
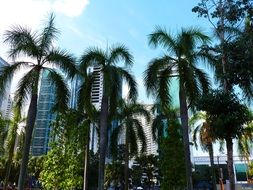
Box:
[0,0,211,103]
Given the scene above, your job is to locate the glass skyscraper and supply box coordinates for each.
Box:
[31,71,56,156]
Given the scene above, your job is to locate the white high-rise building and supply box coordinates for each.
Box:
[89,65,104,110]
[69,65,104,153]
[0,57,12,119]
[137,104,158,155]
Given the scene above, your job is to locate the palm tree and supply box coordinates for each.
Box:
[190,111,217,190]
[3,106,25,190]
[110,99,150,190]
[104,161,124,189]
[79,44,137,190]
[0,13,76,190]
[144,27,211,190]
[76,63,99,190]
[151,104,179,154]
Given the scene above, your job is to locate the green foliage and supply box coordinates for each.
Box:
[40,110,87,190]
[104,161,124,189]
[134,154,159,189]
[0,114,8,156]
[223,24,253,98]
[159,116,186,190]
[197,90,253,140]
[193,0,253,98]
[131,164,143,187]
[28,156,44,179]
[144,27,211,111]
[40,144,83,190]
[192,0,253,25]
[87,151,99,189]
[110,99,150,158]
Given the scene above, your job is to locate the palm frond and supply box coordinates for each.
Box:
[14,68,38,110]
[181,27,210,47]
[4,26,39,59]
[39,13,59,55]
[148,26,176,53]
[194,67,211,94]
[179,59,200,107]
[45,68,70,112]
[128,124,138,155]
[133,118,147,153]
[189,111,207,126]
[77,74,96,118]
[109,44,133,67]
[143,56,174,97]
[192,126,200,150]
[105,66,122,116]
[116,67,138,101]
[151,115,165,142]
[43,49,77,78]
[110,124,122,158]
[0,61,30,96]
[79,47,106,69]
[158,65,173,111]
[130,104,151,123]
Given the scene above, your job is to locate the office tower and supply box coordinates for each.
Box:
[89,65,104,110]
[0,57,12,119]
[31,70,56,156]
[136,104,158,155]
[69,65,104,153]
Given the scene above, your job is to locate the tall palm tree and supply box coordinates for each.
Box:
[0,13,76,190]
[110,99,150,190]
[190,111,217,190]
[76,62,99,190]
[144,27,211,190]
[3,106,25,190]
[79,45,137,190]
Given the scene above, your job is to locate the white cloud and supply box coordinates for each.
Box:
[0,0,89,58]
[53,0,89,17]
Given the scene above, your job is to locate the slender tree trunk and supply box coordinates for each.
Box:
[83,123,90,190]
[124,135,129,190]
[4,157,12,190]
[98,96,109,190]
[4,125,17,190]
[217,0,229,92]
[18,94,38,190]
[179,86,193,190]
[226,137,235,190]
[91,124,95,152]
[208,144,217,190]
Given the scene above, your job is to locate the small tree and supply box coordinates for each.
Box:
[159,110,186,190]
[40,110,87,190]
[198,90,253,190]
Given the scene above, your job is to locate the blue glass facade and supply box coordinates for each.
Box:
[31,71,56,156]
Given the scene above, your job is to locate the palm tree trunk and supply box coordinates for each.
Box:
[208,144,217,190]
[83,124,90,190]
[124,136,129,190]
[98,96,109,190]
[4,158,12,190]
[4,124,17,190]
[179,86,193,190]
[226,137,235,190]
[18,94,38,190]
